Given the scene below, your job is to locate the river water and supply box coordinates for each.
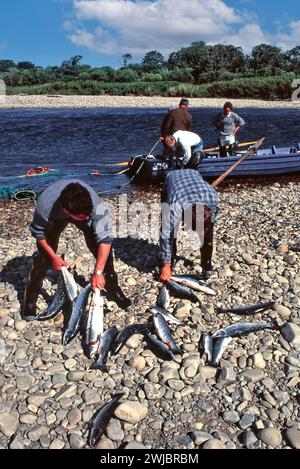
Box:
[0,107,299,196]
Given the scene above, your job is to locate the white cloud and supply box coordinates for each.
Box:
[66,0,299,58]
[275,20,300,50]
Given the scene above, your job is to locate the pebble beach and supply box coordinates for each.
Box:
[2,95,300,109]
[0,171,300,450]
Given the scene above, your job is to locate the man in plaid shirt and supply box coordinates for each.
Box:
[159,170,219,281]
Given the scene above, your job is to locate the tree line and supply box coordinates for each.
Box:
[1,42,299,88]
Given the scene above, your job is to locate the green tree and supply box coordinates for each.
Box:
[168,42,209,82]
[286,46,300,72]
[207,44,246,77]
[251,44,287,73]
[0,59,15,72]
[142,51,164,72]
[17,61,36,70]
[122,53,132,67]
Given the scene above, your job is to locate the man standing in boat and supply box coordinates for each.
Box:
[161,98,192,138]
[159,170,219,282]
[213,102,245,157]
[163,130,204,169]
[160,98,193,158]
[22,179,131,321]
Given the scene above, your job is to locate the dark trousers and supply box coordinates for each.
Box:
[171,217,214,271]
[25,220,118,307]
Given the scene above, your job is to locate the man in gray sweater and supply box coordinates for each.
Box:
[22,179,131,321]
[213,102,245,157]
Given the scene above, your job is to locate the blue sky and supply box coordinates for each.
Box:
[0,0,299,68]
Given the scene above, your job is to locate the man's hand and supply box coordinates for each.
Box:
[52,255,68,271]
[91,272,106,291]
[160,136,165,142]
[160,264,172,282]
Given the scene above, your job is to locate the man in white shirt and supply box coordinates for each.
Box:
[164,130,204,169]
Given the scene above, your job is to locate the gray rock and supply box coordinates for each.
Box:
[243,431,258,449]
[106,419,125,442]
[16,374,34,391]
[202,439,225,449]
[241,370,266,383]
[190,431,213,446]
[167,379,185,391]
[257,428,282,448]
[69,433,86,449]
[197,400,214,414]
[281,323,300,348]
[0,413,19,438]
[222,411,240,424]
[239,414,255,430]
[115,401,148,424]
[27,426,48,442]
[82,389,100,405]
[286,426,300,449]
[67,408,82,427]
[9,433,25,449]
[125,442,146,449]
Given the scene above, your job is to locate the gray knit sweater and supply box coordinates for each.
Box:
[30,179,113,244]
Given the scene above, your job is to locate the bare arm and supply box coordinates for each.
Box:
[91,243,112,290]
[38,239,67,271]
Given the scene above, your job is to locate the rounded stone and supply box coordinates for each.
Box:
[286,426,300,449]
[202,439,225,449]
[129,355,146,370]
[258,428,282,448]
[114,401,148,424]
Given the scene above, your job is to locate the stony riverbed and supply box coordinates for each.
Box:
[0,177,300,450]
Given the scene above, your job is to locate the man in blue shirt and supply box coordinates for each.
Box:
[213,102,245,157]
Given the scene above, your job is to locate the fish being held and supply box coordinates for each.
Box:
[61,266,78,303]
[171,275,216,296]
[212,320,278,339]
[85,288,104,359]
[63,284,92,346]
[37,271,67,321]
[153,313,182,355]
[88,393,124,448]
[216,301,275,316]
[110,324,153,356]
[166,280,199,304]
[210,337,233,367]
[157,285,170,309]
[90,326,119,372]
[148,305,183,325]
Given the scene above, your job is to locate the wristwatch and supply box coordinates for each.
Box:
[94,270,104,276]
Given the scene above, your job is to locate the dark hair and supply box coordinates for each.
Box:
[179,98,189,106]
[224,102,233,110]
[60,183,93,215]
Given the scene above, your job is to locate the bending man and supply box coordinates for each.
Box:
[22,179,131,321]
[159,170,219,282]
[164,130,204,169]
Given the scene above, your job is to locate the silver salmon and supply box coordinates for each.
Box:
[212,320,278,339]
[37,271,67,321]
[171,275,216,296]
[85,288,104,359]
[144,334,175,361]
[216,301,275,316]
[202,332,214,363]
[211,337,233,367]
[63,284,92,345]
[148,305,183,325]
[88,393,124,447]
[166,280,199,304]
[111,324,153,356]
[157,285,170,309]
[90,326,118,372]
[153,313,181,355]
[61,266,78,303]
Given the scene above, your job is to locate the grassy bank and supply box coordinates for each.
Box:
[7,73,299,100]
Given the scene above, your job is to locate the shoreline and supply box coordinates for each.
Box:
[1,95,300,109]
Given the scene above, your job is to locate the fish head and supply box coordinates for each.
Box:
[211,329,226,339]
[88,428,101,448]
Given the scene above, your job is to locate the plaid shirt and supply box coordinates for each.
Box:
[160,170,219,264]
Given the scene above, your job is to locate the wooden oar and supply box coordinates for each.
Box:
[211,137,266,189]
[203,141,258,153]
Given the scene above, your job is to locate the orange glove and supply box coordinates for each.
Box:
[160,264,172,282]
